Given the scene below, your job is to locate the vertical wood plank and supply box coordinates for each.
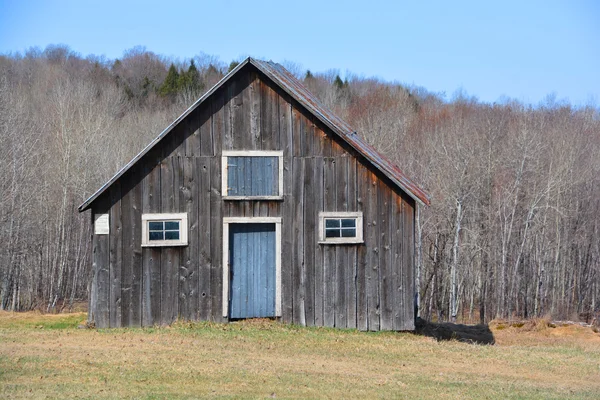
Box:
[330,137,345,158]
[378,180,393,330]
[392,195,403,331]
[233,72,249,150]
[322,125,332,157]
[120,188,133,327]
[347,158,358,329]
[185,109,200,157]
[160,157,181,324]
[292,157,305,325]
[93,229,110,328]
[356,164,369,331]
[249,71,261,150]
[198,157,212,320]
[302,157,316,326]
[313,157,325,326]
[120,170,142,327]
[199,106,213,157]
[223,78,235,151]
[89,216,98,325]
[142,160,161,326]
[292,106,302,157]
[180,156,198,321]
[313,125,327,157]
[403,200,416,330]
[323,157,336,327]
[161,123,186,159]
[212,90,224,156]
[302,116,314,157]
[365,171,380,331]
[131,172,143,328]
[334,157,348,328]
[260,80,279,150]
[210,156,224,321]
[109,183,122,328]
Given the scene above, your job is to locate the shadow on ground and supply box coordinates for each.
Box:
[415,317,495,345]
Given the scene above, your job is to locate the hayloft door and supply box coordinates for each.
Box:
[228,223,276,319]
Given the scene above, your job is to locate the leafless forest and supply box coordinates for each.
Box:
[1,45,598,323]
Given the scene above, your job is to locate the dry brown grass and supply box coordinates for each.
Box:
[491,318,600,347]
[2,311,600,399]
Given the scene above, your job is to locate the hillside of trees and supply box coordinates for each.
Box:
[1,45,598,324]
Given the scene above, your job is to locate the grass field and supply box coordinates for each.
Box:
[1,312,600,399]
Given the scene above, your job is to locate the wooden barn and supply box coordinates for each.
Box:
[78,58,430,331]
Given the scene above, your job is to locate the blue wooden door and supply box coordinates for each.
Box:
[229,223,276,319]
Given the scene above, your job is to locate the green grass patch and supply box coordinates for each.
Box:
[0,311,85,329]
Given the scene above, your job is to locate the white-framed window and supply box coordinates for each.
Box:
[141,213,188,247]
[318,212,364,244]
[221,150,283,200]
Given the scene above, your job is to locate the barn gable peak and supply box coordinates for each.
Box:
[79,57,430,212]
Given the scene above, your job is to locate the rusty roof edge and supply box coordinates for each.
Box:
[252,60,430,207]
[78,58,253,212]
[347,136,431,206]
[348,141,431,207]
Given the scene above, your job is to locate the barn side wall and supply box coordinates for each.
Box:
[90,65,416,331]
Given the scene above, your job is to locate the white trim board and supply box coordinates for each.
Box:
[222,217,282,318]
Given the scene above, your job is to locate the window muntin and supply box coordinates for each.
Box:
[325,218,357,238]
[318,212,364,244]
[148,221,180,241]
[222,151,283,199]
[142,213,188,247]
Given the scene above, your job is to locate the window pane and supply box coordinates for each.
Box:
[164,221,179,230]
[149,231,164,241]
[325,219,340,228]
[341,219,356,228]
[341,228,356,238]
[164,231,180,240]
[325,228,341,238]
[149,221,163,231]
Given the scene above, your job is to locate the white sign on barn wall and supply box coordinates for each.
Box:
[94,213,109,235]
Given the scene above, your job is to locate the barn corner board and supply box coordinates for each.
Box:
[79,57,429,331]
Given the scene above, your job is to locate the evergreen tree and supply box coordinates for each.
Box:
[305,70,313,80]
[333,74,345,91]
[141,76,153,98]
[189,59,203,92]
[178,59,202,94]
[159,63,180,97]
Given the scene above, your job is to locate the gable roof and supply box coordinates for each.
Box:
[79,57,430,212]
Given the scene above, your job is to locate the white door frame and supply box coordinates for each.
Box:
[222,217,282,318]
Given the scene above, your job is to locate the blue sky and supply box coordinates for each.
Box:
[1,0,598,106]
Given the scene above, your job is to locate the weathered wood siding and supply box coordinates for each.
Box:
[90,64,416,330]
